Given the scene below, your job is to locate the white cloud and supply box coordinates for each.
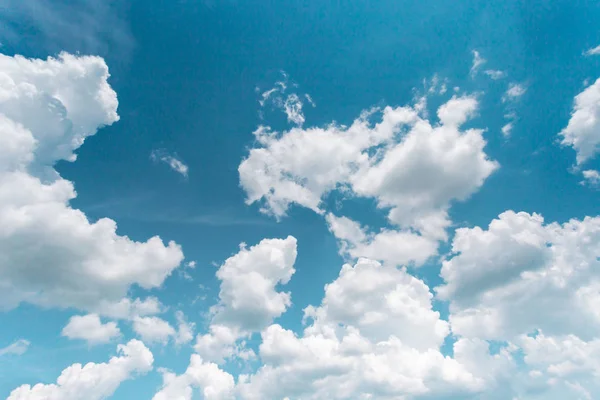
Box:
[195,236,297,363]
[239,95,498,241]
[132,316,176,345]
[585,44,600,56]
[7,340,153,400]
[503,83,527,102]
[470,50,486,76]
[153,355,235,400]
[0,339,30,356]
[325,213,438,267]
[501,122,514,137]
[559,77,600,164]
[257,72,309,126]
[175,310,195,346]
[484,70,506,80]
[0,52,184,312]
[62,314,121,345]
[303,258,449,350]
[93,297,164,320]
[150,149,189,177]
[237,258,515,400]
[582,169,600,186]
[210,236,297,332]
[437,211,600,341]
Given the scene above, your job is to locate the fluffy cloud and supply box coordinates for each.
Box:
[559,77,600,164]
[62,314,121,345]
[325,213,438,267]
[210,236,297,331]
[132,316,176,345]
[437,211,600,341]
[237,259,514,400]
[303,258,448,350]
[195,236,297,363]
[0,339,30,356]
[153,355,235,400]
[239,95,498,241]
[0,52,184,312]
[7,340,153,400]
[582,169,600,186]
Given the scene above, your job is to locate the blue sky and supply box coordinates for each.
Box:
[2,1,600,399]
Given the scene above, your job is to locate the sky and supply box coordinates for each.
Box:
[1,0,600,399]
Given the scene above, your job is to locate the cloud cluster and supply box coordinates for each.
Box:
[240,95,498,245]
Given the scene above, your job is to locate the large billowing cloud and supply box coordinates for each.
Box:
[0,53,184,312]
[438,211,600,341]
[7,340,153,400]
[239,95,498,243]
[237,258,516,400]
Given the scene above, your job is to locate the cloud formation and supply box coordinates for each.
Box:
[0,53,184,313]
[7,340,153,400]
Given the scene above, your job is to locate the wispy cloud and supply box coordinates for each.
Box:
[257,71,314,127]
[0,339,30,356]
[503,83,527,102]
[470,50,486,77]
[585,44,600,56]
[0,0,133,58]
[151,150,189,178]
[582,169,600,187]
[501,83,527,137]
[484,69,506,80]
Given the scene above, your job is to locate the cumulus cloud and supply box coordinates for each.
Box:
[0,52,184,312]
[560,77,600,164]
[0,339,30,356]
[195,236,297,363]
[132,316,176,345]
[62,314,121,345]
[239,95,498,242]
[325,213,438,267]
[437,211,600,341]
[153,355,235,400]
[150,149,189,177]
[236,258,515,400]
[7,340,153,400]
